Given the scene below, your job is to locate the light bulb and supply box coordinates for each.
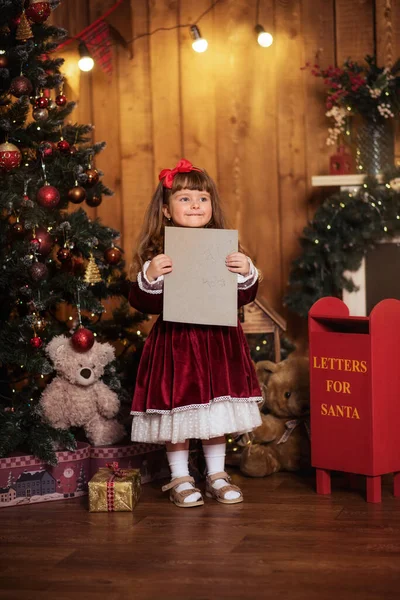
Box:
[78,56,94,72]
[255,25,273,48]
[78,41,94,72]
[190,25,208,53]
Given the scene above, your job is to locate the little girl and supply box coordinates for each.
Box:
[129,159,262,507]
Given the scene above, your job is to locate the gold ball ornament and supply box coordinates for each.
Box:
[68,185,86,204]
[85,168,99,187]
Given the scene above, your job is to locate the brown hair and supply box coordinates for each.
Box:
[130,168,227,278]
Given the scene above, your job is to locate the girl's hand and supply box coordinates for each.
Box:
[146,254,173,282]
[225,252,250,276]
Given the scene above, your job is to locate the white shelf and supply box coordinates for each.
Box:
[311,174,382,187]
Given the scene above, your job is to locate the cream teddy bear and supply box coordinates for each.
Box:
[39,335,125,446]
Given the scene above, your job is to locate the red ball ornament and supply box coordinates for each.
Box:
[57,139,70,153]
[30,262,48,281]
[85,168,99,187]
[0,142,22,171]
[104,246,122,265]
[9,15,21,29]
[55,94,67,106]
[32,107,49,122]
[35,96,49,109]
[37,184,60,208]
[30,336,43,349]
[57,247,71,263]
[10,75,33,98]
[34,227,53,256]
[68,185,86,204]
[26,1,51,24]
[71,327,95,352]
[86,195,102,208]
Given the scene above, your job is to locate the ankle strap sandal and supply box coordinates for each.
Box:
[162,476,204,508]
[205,471,244,504]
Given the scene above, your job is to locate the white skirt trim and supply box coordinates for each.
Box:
[130,395,263,415]
[131,398,262,444]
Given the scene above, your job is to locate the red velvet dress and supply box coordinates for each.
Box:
[129,262,262,444]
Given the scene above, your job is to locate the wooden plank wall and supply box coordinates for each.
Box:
[52,0,400,343]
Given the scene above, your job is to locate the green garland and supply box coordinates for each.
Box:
[284,167,400,318]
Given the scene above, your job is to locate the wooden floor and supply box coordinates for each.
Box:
[1,470,400,600]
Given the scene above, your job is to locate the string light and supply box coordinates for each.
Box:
[190,25,208,53]
[78,41,94,72]
[255,0,273,47]
[255,25,273,47]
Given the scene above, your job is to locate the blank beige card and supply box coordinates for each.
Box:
[163,227,238,327]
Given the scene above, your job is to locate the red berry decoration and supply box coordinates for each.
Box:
[55,94,67,106]
[57,139,70,153]
[68,185,86,204]
[35,96,49,109]
[86,195,102,208]
[26,0,51,24]
[37,184,60,208]
[71,327,95,352]
[32,227,53,256]
[104,246,122,265]
[0,142,22,171]
[10,75,33,98]
[30,336,43,349]
[57,247,71,263]
[85,168,99,187]
[30,262,48,282]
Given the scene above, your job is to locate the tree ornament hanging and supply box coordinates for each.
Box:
[32,107,49,122]
[84,253,102,285]
[30,335,43,349]
[104,245,122,265]
[35,96,49,109]
[57,246,71,263]
[86,194,102,208]
[57,139,70,153]
[11,217,25,238]
[26,0,51,24]
[37,183,60,208]
[68,181,86,204]
[85,154,99,187]
[71,327,95,352]
[30,261,48,282]
[39,141,55,159]
[85,168,99,187]
[0,142,22,170]
[55,93,67,107]
[30,227,53,256]
[15,11,33,41]
[10,75,33,98]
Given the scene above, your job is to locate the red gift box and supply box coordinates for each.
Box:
[309,297,400,503]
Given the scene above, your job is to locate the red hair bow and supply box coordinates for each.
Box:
[158,159,200,189]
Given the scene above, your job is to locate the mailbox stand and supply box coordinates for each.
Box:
[309,297,400,503]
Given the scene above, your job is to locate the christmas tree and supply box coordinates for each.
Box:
[0,1,146,464]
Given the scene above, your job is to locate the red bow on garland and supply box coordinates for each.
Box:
[158,159,201,189]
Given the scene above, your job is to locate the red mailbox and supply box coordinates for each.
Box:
[309,297,400,503]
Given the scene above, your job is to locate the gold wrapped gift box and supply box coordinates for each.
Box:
[88,466,141,512]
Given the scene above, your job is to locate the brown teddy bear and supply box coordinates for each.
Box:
[39,335,126,447]
[240,357,310,477]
